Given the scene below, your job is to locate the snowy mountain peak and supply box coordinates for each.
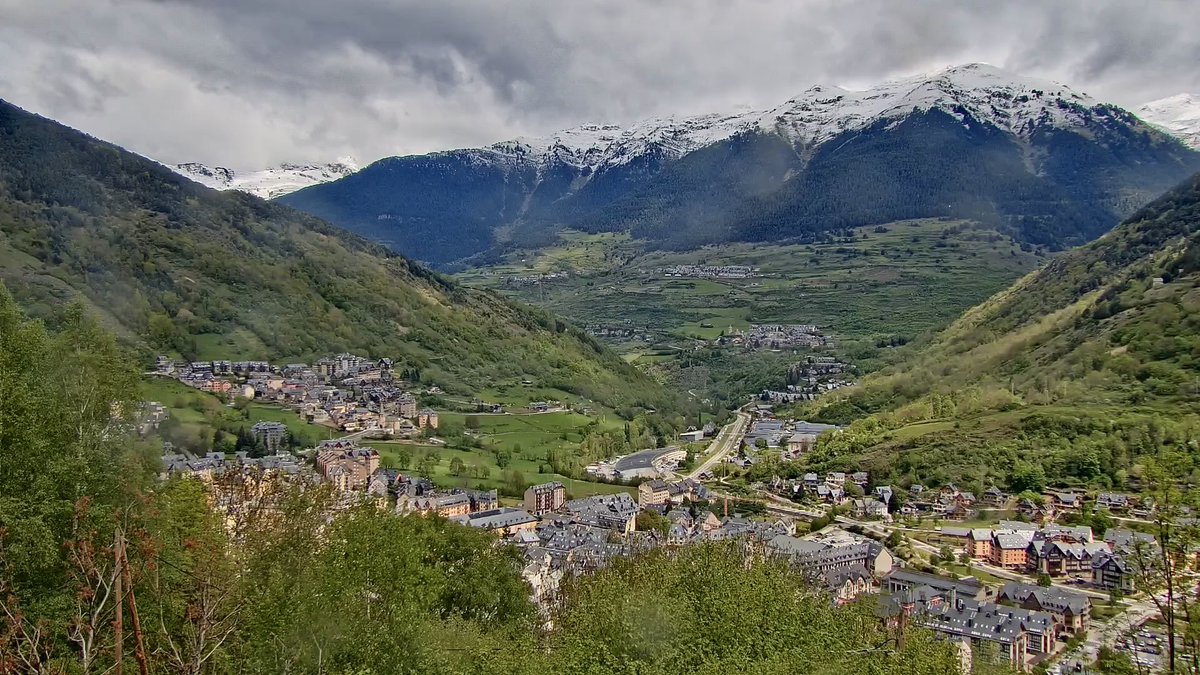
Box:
[462,63,1116,175]
[1137,94,1200,149]
[172,158,359,199]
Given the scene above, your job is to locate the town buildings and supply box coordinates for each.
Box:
[250,420,289,453]
[315,439,380,492]
[524,482,567,515]
[418,408,439,430]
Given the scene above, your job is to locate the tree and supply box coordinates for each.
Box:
[542,543,966,673]
[496,449,513,469]
[1095,646,1138,675]
[939,546,955,563]
[449,457,466,477]
[636,511,671,537]
[1036,573,1053,587]
[465,416,481,430]
[395,446,414,470]
[503,470,527,497]
[418,452,438,476]
[886,531,904,548]
[1124,452,1200,674]
[1009,463,1046,494]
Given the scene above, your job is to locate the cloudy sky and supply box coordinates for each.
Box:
[2,0,1197,169]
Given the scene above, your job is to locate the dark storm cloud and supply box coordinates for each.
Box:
[1,0,1196,168]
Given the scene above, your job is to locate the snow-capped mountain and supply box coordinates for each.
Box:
[280,64,1200,266]
[173,158,359,199]
[469,64,1100,173]
[1138,94,1200,150]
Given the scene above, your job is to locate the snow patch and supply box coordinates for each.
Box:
[172,158,360,199]
[1137,94,1200,150]
[450,63,1119,174]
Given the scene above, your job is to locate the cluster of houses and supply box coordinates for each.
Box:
[513,487,898,610]
[636,478,711,508]
[767,471,876,507]
[154,353,440,436]
[932,521,1156,592]
[766,527,896,604]
[741,415,841,459]
[1015,489,1155,521]
[503,271,569,286]
[878,571,1093,671]
[583,321,657,344]
[760,358,854,403]
[657,264,756,279]
[720,324,830,351]
[160,447,310,482]
[160,434,1122,671]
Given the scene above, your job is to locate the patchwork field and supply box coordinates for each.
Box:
[457,220,1047,351]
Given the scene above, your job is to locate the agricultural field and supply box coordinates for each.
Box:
[457,220,1047,350]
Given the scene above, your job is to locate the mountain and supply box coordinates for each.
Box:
[800,171,1200,492]
[1138,94,1200,150]
[173,158,359,199]
[0,99,677,415]
[280,64,1200,266]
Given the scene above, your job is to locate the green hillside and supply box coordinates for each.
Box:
[799,173,1200,492]
[0,99,675,415]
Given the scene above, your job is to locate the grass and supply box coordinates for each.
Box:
[142,376,340,449]
[366,441,633,498]
[460,220,1044,345]
[143,377,634,497]
[442,410,619,454]
[939,562,1007,585]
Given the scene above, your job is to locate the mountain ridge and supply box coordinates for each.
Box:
[280,64,1200,266]
[172,157,359,199]
[0,98,677,415]
[1138,93,1200,150]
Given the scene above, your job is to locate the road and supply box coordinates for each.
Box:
[1056,594,1162,670]
[684,409,751,480]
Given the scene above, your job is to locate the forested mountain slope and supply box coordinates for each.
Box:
[801,172,1200,491]
[281,64,1200,266]
[0,99,674,413]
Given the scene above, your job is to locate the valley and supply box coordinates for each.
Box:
[454,219,1046,406]
[458,219,1045,347]
[5,27,1200,671]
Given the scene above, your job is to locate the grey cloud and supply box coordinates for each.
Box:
[1,0,1197,168]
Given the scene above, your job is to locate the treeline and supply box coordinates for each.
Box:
[0,287,989,674]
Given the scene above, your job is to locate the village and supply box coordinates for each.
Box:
[716,323,833,350]
[656,264,758,279]
[147,380,1178,674]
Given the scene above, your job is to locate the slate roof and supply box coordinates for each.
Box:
[998,582,1090,616]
